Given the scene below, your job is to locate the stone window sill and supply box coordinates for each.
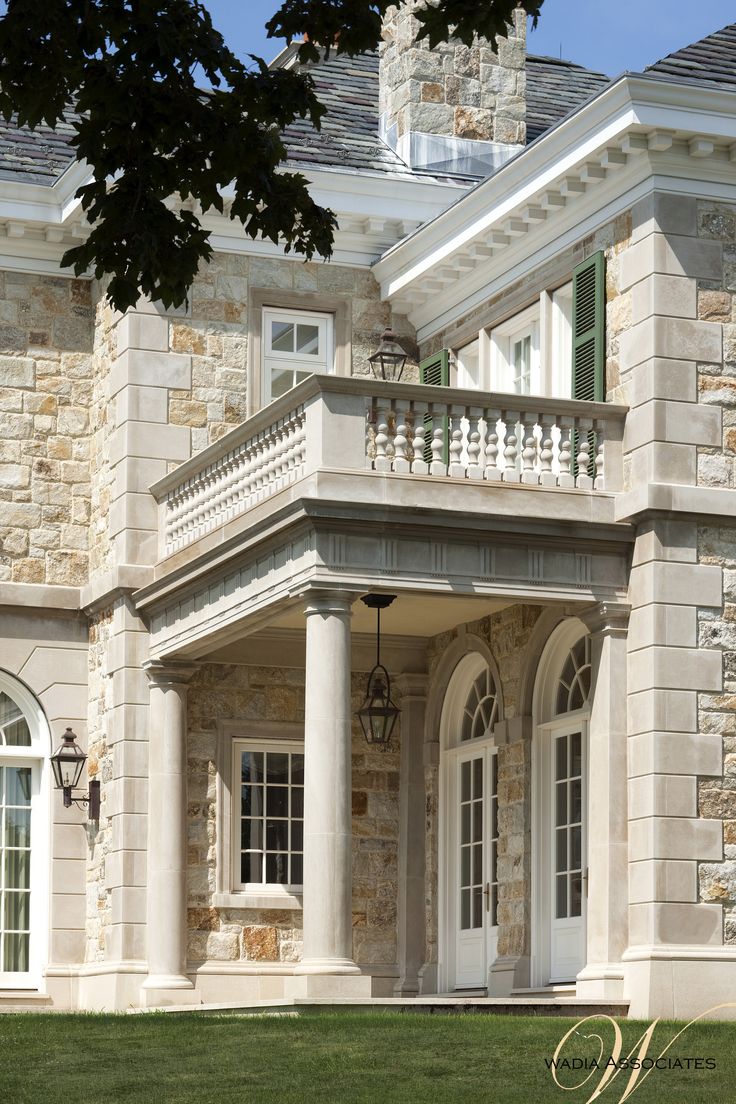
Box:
[213,892,303,911]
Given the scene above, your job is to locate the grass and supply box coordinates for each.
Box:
[0,1011,734,1103]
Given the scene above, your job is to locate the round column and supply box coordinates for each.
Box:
[296,592,359,974]
[141,661,197,993]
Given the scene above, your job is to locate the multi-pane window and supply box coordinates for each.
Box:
[489,752,499,928]
[262,308,333,403]
[1,765,31,972]
[236,742,304,890]
[555,636,592,716]
[0,694,31,747]
[459,758,484,930]
[460,668,500,743]
[553,731,583,921]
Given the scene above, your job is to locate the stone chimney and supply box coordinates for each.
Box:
[379,3,526,176]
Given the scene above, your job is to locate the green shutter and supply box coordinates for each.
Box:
[572,252,605,477]
[419,349,450,466]
[572,250,605,402]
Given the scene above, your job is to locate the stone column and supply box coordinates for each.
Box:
[577,604,630,999]
[294,592,363,986]
[140,660,198,1005]
[393,673,428,997]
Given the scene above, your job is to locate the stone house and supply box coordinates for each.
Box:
[1,6,736,1019]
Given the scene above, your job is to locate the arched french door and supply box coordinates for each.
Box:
[439,653,503,991]
[532,624,591,986]
[0,671,49,988]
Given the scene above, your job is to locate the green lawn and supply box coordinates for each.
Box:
[0,1011,734,1104]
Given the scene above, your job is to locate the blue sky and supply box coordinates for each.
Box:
[205,1,735,77]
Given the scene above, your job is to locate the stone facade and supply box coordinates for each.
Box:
[185,662,401,971]
[0,273,94,586]
[380,4,526,146]
[423,605,542,976]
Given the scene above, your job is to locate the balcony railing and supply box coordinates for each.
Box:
[151,374,627,556]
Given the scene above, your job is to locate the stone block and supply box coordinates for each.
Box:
[628,731,722,777]
[620,233,722,291]
[629,561,722,608]
[627,645,722,694]
[628,358,697,407]
[108,420,191,464]
[108,349,192,396]
[631,520,697,566]
[619,316,721,371]
[0,462,30,489]
[115,312,169,354]
[624,400,721,451]
[631,274,697,323]
[629,815,722,861]
[628,604,697,649]
[0,356,33,388]
[628,774,697,818]
[628,901,723,945]
[114,385,169,427]
[629,859,697,903]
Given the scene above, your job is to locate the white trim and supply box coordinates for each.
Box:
[530,619,590,989]
[0,671,50,992]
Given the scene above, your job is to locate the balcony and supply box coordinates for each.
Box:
[150,374,627,561]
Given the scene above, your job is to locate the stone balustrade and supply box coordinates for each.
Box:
[151,375,627,555]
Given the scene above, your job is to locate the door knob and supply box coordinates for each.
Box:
[483,882,490,912]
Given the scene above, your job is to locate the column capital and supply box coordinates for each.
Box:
[143,659,198,688]
[578,602,630,638]
[302,589,355,619]
[394,672,429,700]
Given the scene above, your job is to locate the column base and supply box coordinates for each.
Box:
[294,957,361,976]
[140,974,199,1008]
[624,949,736,1020]
[488,954,529,997]
[285,973,374,999]
[575,963,625,1000]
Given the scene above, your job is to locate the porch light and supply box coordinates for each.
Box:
[368,328,408,381]
[50,727,100,819]
[357,594,400,749]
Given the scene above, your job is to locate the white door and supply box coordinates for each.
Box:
[452,748,498,989]
[549,726,587,982]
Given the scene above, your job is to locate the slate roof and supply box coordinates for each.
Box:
[526,55,610,142]
[645,22,736,87]
[0,115,78,186]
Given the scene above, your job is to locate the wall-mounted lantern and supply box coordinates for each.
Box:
[356,594,400,749]
[50,727,100,820]
[368,328,408,382]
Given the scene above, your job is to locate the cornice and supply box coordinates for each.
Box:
[373,74,736,337]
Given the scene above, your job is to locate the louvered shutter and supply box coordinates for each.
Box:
[572,252,605,475]
[420,349,449,466]
[572,251,605,402]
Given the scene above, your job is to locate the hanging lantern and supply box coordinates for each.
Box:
[368,328,408,382]
[357,594,400,749]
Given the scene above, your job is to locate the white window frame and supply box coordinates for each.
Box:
[262,307,334,405]
[448,280,574,400]
[0,671,50,991]
[213,721,304,911]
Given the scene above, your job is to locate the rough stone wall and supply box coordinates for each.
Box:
[0,272,95,585]
[185,661,400,969]
[697,523,736,941]
[695,200,736,488]
[380,4,526,145]
[423,604,542,969]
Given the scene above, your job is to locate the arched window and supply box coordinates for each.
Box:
[0,672,48,986]
[554,635,592,716]
[460,666,500,743]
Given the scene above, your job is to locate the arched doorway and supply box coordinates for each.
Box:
[439,651,503,991]
[532,621,591,986]
[0,671,50,988]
